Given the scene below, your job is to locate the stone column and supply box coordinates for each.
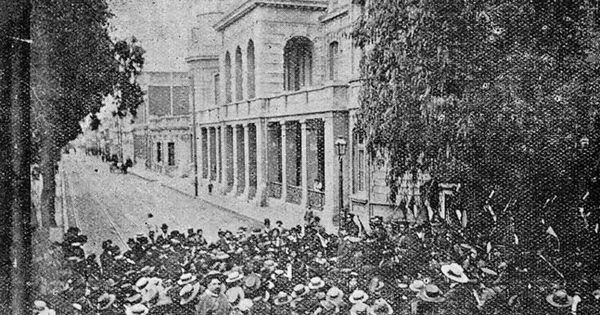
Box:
[207,127,213,181]
[230,124,239,196]
[243,123,251,199]
[323,114,338,233]
[300,120,309,208]
[198,127,204,181]
[280,121,287,202]
[220,124,227,192]
[255,119,267,206]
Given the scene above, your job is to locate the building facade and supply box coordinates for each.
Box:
[129,71,193,177]
[118,0,433,232]
[187,0,398,232]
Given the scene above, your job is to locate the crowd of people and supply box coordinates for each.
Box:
[34,211,600,315]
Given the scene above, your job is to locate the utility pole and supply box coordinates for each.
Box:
[189,76,199,197]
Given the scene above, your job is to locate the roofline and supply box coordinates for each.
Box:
[213,0,328,32]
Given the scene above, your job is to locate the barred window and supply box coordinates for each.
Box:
[168,142,175,166]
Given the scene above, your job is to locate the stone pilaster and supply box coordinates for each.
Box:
[230,124,239,196]
[300,120,308,208]
[280,121,288,202]
[207,127,213,181]
[243,123,251,199]
[255,119,268,207]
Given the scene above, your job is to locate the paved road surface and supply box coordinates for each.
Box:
[61,154,259,255]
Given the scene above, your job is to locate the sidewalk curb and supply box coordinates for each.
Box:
[129,171,158,182]
[158,183,259,223]
[130,170,258,223]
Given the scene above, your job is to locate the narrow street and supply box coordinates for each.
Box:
[61,154,259,255]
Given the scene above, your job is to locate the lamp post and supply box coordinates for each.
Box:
[335,136,347,236]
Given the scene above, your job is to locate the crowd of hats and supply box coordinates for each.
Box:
[33,215,600,314]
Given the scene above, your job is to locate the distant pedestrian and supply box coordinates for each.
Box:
[208,180,214,195]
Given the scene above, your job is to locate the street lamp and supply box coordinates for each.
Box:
[335,136,347,235]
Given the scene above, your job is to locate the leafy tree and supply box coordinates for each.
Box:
[353,1,600,247]
[31,0,145,226]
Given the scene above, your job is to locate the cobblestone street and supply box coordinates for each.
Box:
[61,154,259,255]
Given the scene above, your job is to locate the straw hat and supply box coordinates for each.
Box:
[177,273,196,285]
[326,286,344,305]
[441,263,469,283]
[179,283,201,305]
[135,277,151,292]
[97,293,116,310]
[546,290,573,308]
[226,271,244,283]
[417,285,445,303]
[125,303,149,315]
[273,292,293,305]
[124,293,142,304]
[349,290,369,304]
[291,284,310,299]
[308,277,325,290]
[592,289,600,300]
[243,274,261,291]
[409,280,426,292]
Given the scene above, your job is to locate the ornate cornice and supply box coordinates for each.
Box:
[214,0,328,32]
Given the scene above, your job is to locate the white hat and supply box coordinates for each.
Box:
[349,290,369,304]
[225,271,244,283]
[546,290,573,308]
[179,283,201,305]
[177,273,197,286]
[441,263,469,283]
[135,277,150,292]
[409,280,426,292]
[308,277,325,290]
[125,303,149,315]
[417,285,445,303]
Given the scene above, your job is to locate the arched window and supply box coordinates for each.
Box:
[247,40,256,99]
[225,51,232,103]
[328,41,339,81]
[284,36,313,91]
[235,46,243,101]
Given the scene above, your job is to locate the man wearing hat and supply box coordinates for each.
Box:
[176,282,202,315]
[97,292,118,315]
[195,274,232,315]
[155,224,170,244]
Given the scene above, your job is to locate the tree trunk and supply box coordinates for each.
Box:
[40,139,58,227]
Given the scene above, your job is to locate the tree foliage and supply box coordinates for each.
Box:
[353,0,600,245]
[30,0,145,226]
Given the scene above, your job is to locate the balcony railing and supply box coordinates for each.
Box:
[268,182,282,199]
[286,185,302,205]
[308,189,324,211]
[196,84,354,124]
